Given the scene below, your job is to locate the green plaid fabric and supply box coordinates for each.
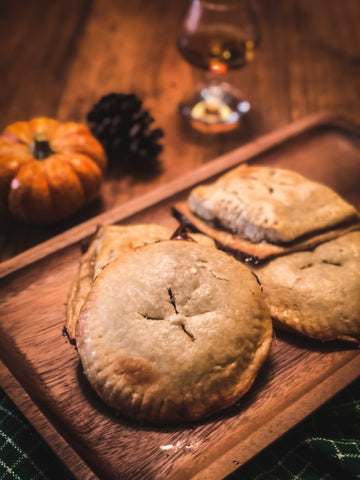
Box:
[0,389,75,480]
[227,378,360,480]
[1,380,359,479]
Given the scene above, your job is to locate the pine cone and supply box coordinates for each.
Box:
[87,93,164,175]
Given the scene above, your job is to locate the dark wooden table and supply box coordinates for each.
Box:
[1,0,360,260]
[0,1,360,479]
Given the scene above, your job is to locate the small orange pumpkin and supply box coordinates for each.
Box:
[0,117,107,224]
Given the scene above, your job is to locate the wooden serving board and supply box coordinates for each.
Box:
[1,113,360,480]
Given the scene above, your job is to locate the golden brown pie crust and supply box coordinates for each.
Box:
[254,231,360,343]
[174,164,360,262]
[66,224,216,341]
[66,224,175,341]
[75,240,272,423]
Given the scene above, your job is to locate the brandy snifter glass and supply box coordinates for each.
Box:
[177,0,259,133]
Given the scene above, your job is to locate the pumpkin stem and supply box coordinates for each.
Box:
[32,134,54,160]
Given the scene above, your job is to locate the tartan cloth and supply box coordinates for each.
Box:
[0,379,359,480]
[0,390,75,480]
[227,378,360,480]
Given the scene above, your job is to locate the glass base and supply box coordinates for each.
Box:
[180,82,250,133]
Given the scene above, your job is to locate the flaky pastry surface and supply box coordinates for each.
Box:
[66,224,175,340]
[254,231,360,343]
[188,164,359,244]
[76,240,272,422]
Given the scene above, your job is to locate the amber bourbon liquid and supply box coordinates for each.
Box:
[178,25,255,74]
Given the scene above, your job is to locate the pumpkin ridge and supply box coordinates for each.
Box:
[43,155,86,221]
[56,152,102,202]
[0,117,106,223]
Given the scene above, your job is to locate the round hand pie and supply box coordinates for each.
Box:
[255,231,360,343]
[66,224,216,341]
[76,240,272,423]
[66,224,175,341]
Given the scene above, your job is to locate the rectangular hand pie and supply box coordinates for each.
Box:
[173,164,360,262]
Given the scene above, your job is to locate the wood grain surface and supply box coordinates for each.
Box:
[0,362,97,480]
[1,111,354,280]
[1,0,360,261]
[1,117,359,480]
[1,0,360,478]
